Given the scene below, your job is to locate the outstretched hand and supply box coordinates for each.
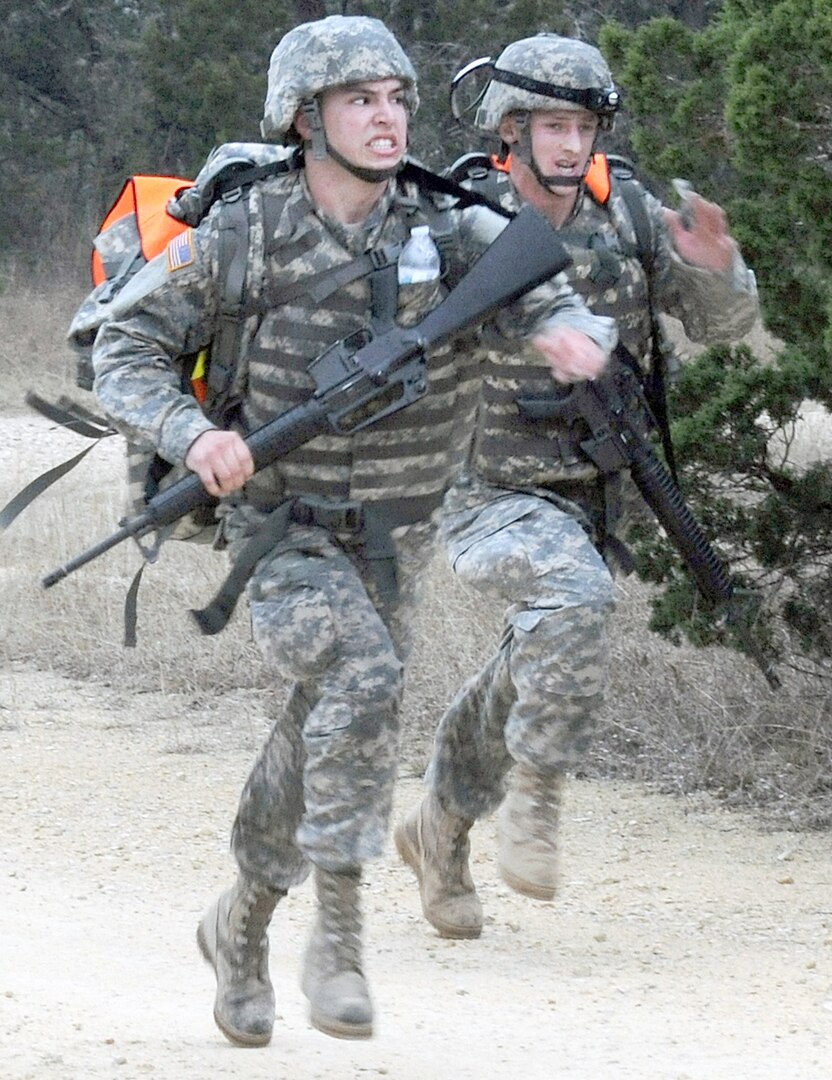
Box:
[531,326,609,385]
[184,429,255,497]
[663,193,737,273]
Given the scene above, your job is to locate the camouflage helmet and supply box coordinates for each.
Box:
[474,34,619,134]
[261,15,419,141]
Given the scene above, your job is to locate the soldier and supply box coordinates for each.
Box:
[395,34,759,938]
[91,18,614,1045]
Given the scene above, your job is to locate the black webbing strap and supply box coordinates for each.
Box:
[594,471,636,577]
[121,519,185,646]
[348,492,442,607]
[1,394,115,530]
[258,242,404,312]
[123,562,147,648]
[190,491,443,636]
[206,196,251,404]
[190,500,297,635]
[0,444,100,530]
[23,392,114,439]
[399,159,511,219]
[369,247,401,330]
[213,158,297,198]
[615,178,679,484]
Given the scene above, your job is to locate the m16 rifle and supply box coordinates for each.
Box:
[517,349,781,690]
[38,205,572,590]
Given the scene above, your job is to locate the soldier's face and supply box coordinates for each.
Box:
[319,78,408,171]
[527,108,599,180]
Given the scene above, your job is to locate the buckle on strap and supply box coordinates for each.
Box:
[292,496,363,534]
[369,242,402,270]
[290,491,445,539]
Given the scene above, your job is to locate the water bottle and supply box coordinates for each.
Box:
[398,225,441,284]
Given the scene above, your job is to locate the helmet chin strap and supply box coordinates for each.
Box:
[532,166,584,188]
[327,144,404,184]
[300,97,403,184]
[511,114,596,191]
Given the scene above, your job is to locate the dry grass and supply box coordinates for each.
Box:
[0,275,86,411]
[2,281,831,830]
[407,554,832,829]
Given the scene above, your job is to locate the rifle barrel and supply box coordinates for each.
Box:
[42,519,147,588]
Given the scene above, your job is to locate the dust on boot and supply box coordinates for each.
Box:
[394,792,483,939]
[498,763,565,900]
[197,872,284,1047]
[302,865,373,1040]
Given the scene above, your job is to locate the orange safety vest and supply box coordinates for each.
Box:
[490,152,612,204]
[91,174,194,286]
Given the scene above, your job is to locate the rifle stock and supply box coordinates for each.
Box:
[43,205,571,588]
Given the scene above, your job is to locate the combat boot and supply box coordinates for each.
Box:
[301,866,373,1040]
[197,873,285,1047]
[394,793,483,939]
[497,764,565,900]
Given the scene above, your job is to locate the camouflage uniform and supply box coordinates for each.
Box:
[428,167,759,822]
[400,35,759,923]
[93,158,612,878]
[92,22,615,1037]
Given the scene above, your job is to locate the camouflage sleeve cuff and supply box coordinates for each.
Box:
[534,309,618,355]
[157,404,218,465]
[666,247,759,343]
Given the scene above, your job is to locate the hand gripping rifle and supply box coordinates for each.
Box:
[41,205,571,589]
[517,350,781,690]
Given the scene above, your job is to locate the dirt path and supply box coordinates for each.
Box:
[1,665,830,1080]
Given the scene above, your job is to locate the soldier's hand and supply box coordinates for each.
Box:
[663,193,736,273]
[531,326,608,384]
[184,429,254,497]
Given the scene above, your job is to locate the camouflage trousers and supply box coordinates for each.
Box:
[223,510,436,891]
[426,477,615,821]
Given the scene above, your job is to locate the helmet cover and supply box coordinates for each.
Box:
[262,15,419,141]
[475,34,619,133]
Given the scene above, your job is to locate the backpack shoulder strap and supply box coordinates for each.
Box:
[585,153,656,274]
[612,170,656,277]
[203,194,252,416]
[169,146,300,227]
[609,167,680,481]
[202,157,301,418]
[400,157,511,219]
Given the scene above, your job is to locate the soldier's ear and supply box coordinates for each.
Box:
[498,115,520,145]
[293,109,311,140]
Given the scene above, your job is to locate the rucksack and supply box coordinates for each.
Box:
[67,142,299,395]
[3,144,503,587]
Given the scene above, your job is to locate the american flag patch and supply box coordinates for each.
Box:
[166,228,195,272]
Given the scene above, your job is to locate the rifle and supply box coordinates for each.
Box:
[517,349,781,690]
[41,204,571,589]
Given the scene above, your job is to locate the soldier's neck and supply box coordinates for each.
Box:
[304,157,390,225]
[511,167,579,230]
